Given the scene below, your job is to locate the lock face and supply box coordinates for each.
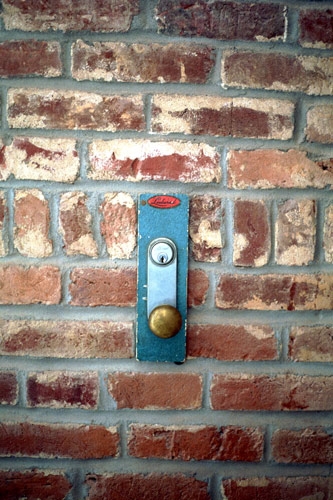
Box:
[136,194,189,362]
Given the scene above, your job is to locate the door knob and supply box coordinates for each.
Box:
[148,305,182,339]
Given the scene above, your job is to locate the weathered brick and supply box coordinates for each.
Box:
[275,200,316,266]
[85,473,210,500]
[14,189,52,258]
[156,1,285,41]
[211,374,333,411]
[0,422,119,459]
[151,95,294,140]
[187,324,277,361]
[69,268,136,307]
[222,476,333,500]
[0,40,61,77]
[129,424,264,462]
[0,266,61,305]
[0,192,7,256]
[289,326,333,362]
[8,89,145,131]
[0,320,134,359]
[223,52,333,95]
[306,105,333,144]
[227,149,333,189]
[324,204,333,263]
[233,200,270,267]
[0,470,72,500]
[272,428,333,464]
[59,192,98,257]
[88,140,221,183]
[2,0,139,32]
[100,193,136,259]
[299,9,333,49]
[190,196,223,262]
[216,274,333,311]
[188,269,209,307]
[27,371,99,409]
[0,372,18,405]
[108,372,202,410]
[72,40,214,83]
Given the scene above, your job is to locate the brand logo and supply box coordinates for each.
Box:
[148,195,181,209]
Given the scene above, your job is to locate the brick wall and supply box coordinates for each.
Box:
[0,0,332,499]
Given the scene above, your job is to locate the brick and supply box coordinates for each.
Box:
[324,204,333,263]
[0,40,61,77]
[275,200,316,266]
[0,470,72,500]
[85,473,210,500]
[216,274,333,311]
[299,9,333,49]
[222,476,333,500]
[227,149,333,189]
[2,0,139,32]
[100,193,136,259]
[222,52,333,95]
[151,95,294,140]
[88,139,221,183]
[0,192,7,256]
[0,320,134,359]
[69,268,136,307]
[211,374,333,411]
[14,189,52,258]
[187,269,209,307]
[27,371,99,409]
[272,428,333,464]
[108,372,202,410]
[59,192,98,257]
[233,200,270,267]
[156,1,285,42]
[289,326,333,362]
[0,372,18,405]
[0,422,119,459]
[306,105,333,144]
[5,137,79,182]
[128,424,264,462]
[72,40,214,83]
[190,196,223,262]
[7,89,145,131]
[187,324,277,361]
[0,266,61,305]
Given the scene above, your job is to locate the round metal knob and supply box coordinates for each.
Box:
[148,305,182,339]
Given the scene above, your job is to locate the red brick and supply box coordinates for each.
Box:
[222,476,333,500]
[128,424,264,462]
[8,89,144,131]
[272,428,333,464]
[0,40,61,77]
[289,326,333,362]
[0,470,72,500]
[187,324,277,361]
[108,372,202,410]
[299,9,333,49]
[0,320,133,358]
[324,204,333,262]
[0,422,119,459]
[156,1,285,41]
[189,196,223,262]
[0,266,61,305]
[27,371,99,409]
[151,95,294,140]
[0,372,18,405]
[88,139,221,183]
[85,473,210,500]
[211,374,333,411]
[216,274,333,311]
[228,149,333,189]
[306,105,333,144]
[72,40,214,84]
[223,52,333,95]
[187,269,209,307]
[233,200,270,267]
[0,192,7,256]
[69,268,136,307]
[2,0,139,32]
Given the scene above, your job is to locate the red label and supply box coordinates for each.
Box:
[148,195,181,209]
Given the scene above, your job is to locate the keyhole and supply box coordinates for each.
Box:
[158,253,168,264]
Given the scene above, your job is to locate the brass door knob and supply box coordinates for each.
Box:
[148,305,182,339]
